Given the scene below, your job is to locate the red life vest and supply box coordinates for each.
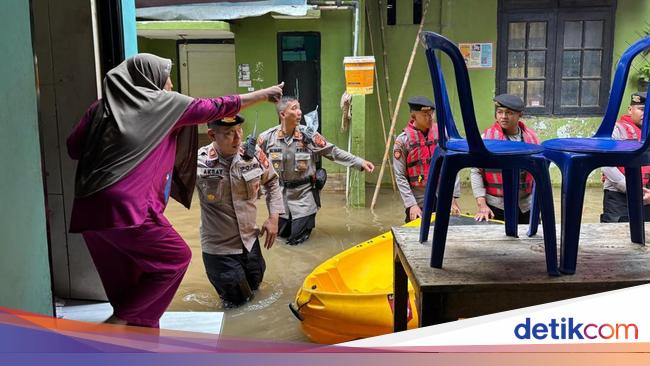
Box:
[405,120,438,188]
[482,121,539,197]
[612,115,650,186]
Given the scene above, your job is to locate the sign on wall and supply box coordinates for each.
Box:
[459,43,493,69]
[238,63,252,88]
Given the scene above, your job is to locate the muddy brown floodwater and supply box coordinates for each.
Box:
[164,186,605,342]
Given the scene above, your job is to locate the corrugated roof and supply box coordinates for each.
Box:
[136,0,312,21]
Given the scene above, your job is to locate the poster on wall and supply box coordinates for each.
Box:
[238,63,252,87]
[459,43,493,68]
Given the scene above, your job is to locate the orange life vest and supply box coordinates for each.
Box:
[405,120,438,188]
[612,115,650,187]
[482,121,539,197]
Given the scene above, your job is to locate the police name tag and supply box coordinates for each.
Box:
[198,167,223,177]
[242,167,263,181]
[295,153,311,161]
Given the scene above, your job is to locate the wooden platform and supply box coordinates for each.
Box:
[392,223,650,331]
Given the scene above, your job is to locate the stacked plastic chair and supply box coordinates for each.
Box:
[528,36,650,274]
[417,31,559,276]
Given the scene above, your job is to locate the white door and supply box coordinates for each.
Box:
[179,43,236,134]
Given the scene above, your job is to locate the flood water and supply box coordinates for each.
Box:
[164,185,605,342]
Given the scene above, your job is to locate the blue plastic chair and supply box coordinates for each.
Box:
[418,31,559,276]
[528,36,650,275]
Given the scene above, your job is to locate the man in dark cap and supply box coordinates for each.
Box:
[196,114,284,307]
[471,93,540,221]
[393,96,461,222]
[601,91,650,223]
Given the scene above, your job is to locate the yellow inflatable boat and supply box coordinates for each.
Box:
[290,214,500,344]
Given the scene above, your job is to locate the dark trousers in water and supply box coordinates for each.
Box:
[202,239,266,307]
[487,204,530,223]
[279,213,316,245]
[601,189,650,223]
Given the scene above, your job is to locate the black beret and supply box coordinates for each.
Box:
[407,96,435,112]
[631,92,647,106]
[207,114,245,128]
[493,94,525,112]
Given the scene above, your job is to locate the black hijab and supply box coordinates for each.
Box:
[75,53,197,208]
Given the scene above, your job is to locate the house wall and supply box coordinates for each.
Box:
[138,0,650,189]
[367,0,650,186]
[137,37,180,88]
[138,9,367,199]
[0,0,53,315]
[231,10,357,178]
[365,0,498,186]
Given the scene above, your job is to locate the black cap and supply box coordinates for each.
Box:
[631,92,647,106]
[493,94,525,112]
[207,114,245,128]
[407,96,435,112]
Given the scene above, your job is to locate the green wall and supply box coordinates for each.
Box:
[0,0,53,315]
[365,0,498,186]
[367,0,650,186]
[138,0,650,190]
[231,11,356,176]
[138,10,360,181]
[137,37,180,88]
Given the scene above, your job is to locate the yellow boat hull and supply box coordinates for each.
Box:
[293,217,426,344]
[293,213,500,344]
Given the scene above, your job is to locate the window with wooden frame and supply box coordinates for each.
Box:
[496,0,616,116]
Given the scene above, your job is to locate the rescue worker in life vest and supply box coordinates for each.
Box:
[471,94,540,222]
[601,92,650,222]
[196,115,284,307]
[393,96,461,222]
[257,97,375,245]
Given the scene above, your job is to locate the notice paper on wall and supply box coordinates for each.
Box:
[459,43,493,69]
[238,63,252,88]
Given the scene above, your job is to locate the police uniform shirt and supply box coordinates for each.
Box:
[392,130,460,209]
[602,123,638,193]
[257,125,365,219]
[470,127,532,212]
[197,144,284,255]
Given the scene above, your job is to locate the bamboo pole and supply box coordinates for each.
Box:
[366,1,397,192]
[377,0,395,119]
[370,0,430,210]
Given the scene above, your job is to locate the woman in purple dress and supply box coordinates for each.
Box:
[67,53,282,327]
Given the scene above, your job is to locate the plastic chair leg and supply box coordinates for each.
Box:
[528,159,550,237]
[502,168,520,237]
[530,160,559,276]
[558,163,589,275]
[624,167,645,244]
[430,160,459,268]
[527,183,540,237]
[420,155,443,243]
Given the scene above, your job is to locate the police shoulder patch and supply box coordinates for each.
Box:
[313,133,327,147]
[257,150,270,169]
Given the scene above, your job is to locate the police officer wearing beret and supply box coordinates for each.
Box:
[257,97,375,245]
[196,114,284,307]
[471,94,541,222]
[601,91,650,222]
[393,96,461,222]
